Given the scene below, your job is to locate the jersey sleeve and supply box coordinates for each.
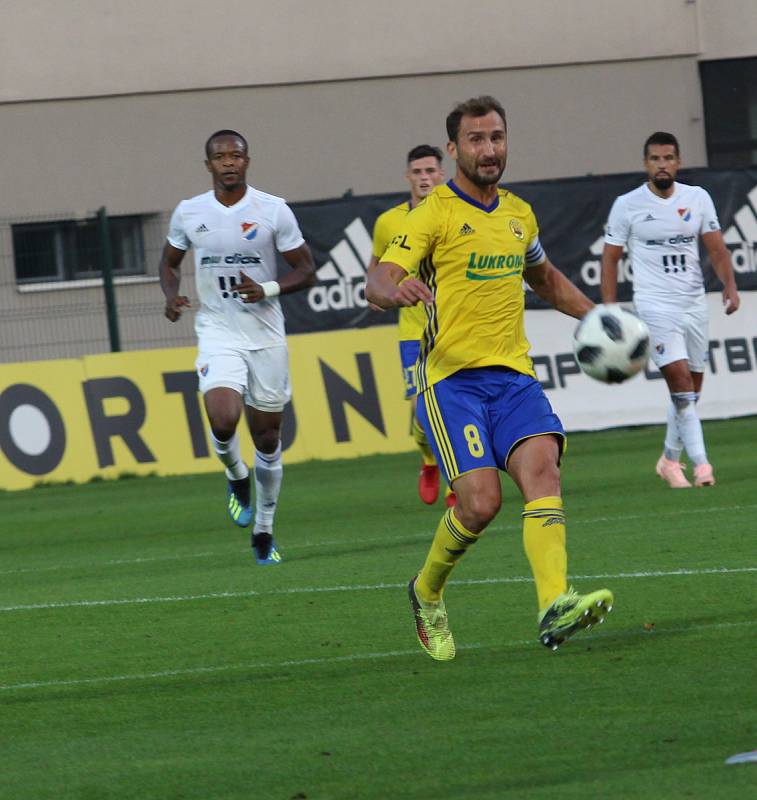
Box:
[166,202,190,251]
[371,210,394,259]
[380,196,440,276]
[604,196,630,246]
[524,207,546,266]
[698,188,721,234]
[274,202,306,253]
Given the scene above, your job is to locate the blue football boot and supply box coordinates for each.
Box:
[227,476,253,527]
[252,531,282,566]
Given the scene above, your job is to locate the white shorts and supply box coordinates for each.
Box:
[635,301,709,372]
[195,344,291,411]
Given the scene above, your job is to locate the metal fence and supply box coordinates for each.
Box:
[0,209,200,364]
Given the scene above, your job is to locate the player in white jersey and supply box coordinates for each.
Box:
[159,130,316,563]
[601,131,740,488]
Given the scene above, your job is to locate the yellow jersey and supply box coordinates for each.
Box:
[380,181,546,392]
[372,201,428,341]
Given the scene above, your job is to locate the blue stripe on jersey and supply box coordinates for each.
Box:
[446,180,500,213]
[525,236,546,266]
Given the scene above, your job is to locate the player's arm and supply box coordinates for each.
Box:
[702,230,740,314]
[366,262,433,309]
[237,244,316,304]
[524,257,594,319]
[600,197,629,304]
[159,242,191,322]
[600,244,624,303]
[369,199,437,308]
[279,243,317,291]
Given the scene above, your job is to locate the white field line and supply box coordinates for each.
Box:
[1,566,755,614]
[2,502,756,577]
[1,619,754,694]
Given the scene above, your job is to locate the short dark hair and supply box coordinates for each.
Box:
[644,131,679,158]
[446,96,507,143]
[205,129,248,158]
[406,144,443,165]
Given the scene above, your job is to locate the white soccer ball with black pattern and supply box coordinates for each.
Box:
[573,304,650,383]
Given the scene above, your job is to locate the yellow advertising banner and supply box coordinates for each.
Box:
[0,326,413,490]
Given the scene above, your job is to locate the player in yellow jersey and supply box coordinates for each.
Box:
[368,145,455,507]
[367,96,613,659]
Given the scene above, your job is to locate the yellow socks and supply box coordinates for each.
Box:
[522,496,568,611]
[411,414,436,466]
[416,508,481,602]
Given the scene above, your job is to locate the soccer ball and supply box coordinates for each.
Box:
[573,304,650,383]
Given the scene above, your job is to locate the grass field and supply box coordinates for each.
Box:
[1,417,755,799]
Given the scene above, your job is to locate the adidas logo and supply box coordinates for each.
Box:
[578,230,632,287]
[644,213,656,221]
[459,223,475,236]
[309,217,371,311]
[195,223,209,233]
[723,183,757,275]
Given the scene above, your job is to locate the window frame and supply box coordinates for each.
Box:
[12,214,148,286]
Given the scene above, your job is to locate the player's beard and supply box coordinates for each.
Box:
[652,173,674,191]
[458,155,506,188]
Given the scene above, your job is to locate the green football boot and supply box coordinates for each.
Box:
[539,587,614,650]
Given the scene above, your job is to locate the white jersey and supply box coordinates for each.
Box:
[605,181,720,311]
[167,186,305,349]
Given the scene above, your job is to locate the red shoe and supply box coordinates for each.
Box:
[418,464,440,504]
[445,491,457,508]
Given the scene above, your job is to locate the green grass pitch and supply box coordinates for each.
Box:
[1,418,755,799]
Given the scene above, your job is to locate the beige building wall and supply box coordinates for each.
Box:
[2,0,700,101]
[698,0,757,59]
[0,56,706,215]
[1,0,755,363]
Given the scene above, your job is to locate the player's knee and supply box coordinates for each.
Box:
[459,491,501,530]
[253,428,281,454]
[210,418,238,442]
[536,459,561,493]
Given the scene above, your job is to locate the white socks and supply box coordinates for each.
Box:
[663,400,683,462]
[211,432,249,481]
[670,392,708,466]
[253,443,283,533]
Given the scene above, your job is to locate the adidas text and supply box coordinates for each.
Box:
[308,278,367,311]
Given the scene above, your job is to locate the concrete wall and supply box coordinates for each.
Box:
[0,56,705,217]
[698,0,757,60]
[2,0,700,101]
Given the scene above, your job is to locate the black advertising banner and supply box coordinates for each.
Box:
[507,167,757,309]
[280,168,757,333]
[278,192,403,334]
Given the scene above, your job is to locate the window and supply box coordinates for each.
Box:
[13,215,147,284]
[700,57,757,168]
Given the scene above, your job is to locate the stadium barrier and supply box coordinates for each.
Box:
[1,168,756,365]
[2,292,756,490]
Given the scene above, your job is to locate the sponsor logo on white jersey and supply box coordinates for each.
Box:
[722,184,757,275]
[308,218,372,312]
